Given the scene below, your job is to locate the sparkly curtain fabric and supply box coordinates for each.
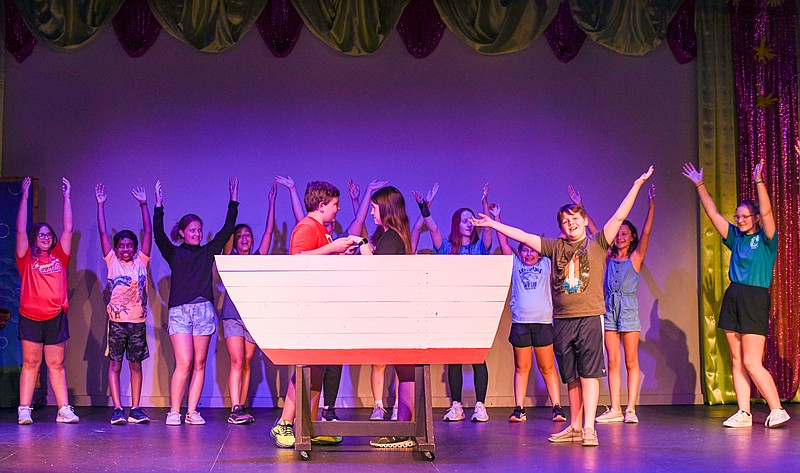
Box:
[666,0,696,64]
[396,0,445,59]
[4,0,36,63]
[544,0,585,63]
[147,0,268,52]
[112,0,161,58]
[289,0,409,55]
[256,0,303,58]
[728,0,800,399]
[569,0,683,56]
[13,0,125,50]
[433,0,560,54]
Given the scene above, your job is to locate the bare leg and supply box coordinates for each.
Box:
[19,341,43,406]
[129,361,143,407]
[226,335,245,407]
[621,331,641,411]
[604,330,622,411]
[512,346,532,407]
[187,335,211,412]
[567,379,582,430]
[533,345,561,406]
[580,377,599,430]
[741,334,782,410]
[43,342,69,407]
[169,333,194,411]
[725,331,751,413]
[371,364,386,406]
[108,360,123,408]
[241,341,257,403]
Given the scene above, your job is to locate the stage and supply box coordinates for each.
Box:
[1,405,797,472]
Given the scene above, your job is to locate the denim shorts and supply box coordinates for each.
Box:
[168,301,217,336]
[222,318,256,345]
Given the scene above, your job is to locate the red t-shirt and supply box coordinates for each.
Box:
[16,245,70,321]
[290,216,332,255]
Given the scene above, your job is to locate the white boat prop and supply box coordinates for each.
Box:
[215,254,512,365]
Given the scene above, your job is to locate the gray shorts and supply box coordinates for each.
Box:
[168,301,217,336]
[223,318,256,345]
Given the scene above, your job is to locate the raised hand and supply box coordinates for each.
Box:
[348,179,360,201]
[155,180,163,206]
[275,175,295,189]
[470,213,493,227]
[636,166,654,185]
[412,190,424,204]
[62,177,71,198]
[95,184,107,204]
[681,163,703,186]
[21,177,31,200]
[367,179,389,193]
[268,182,277,204]
[753,157,765,183]
[131,186,146,204]
[488,203,501,219]
[426,183,439,205]
[229,176,239,201]
[647,184,655,205]
[481,183,489,203]
[567,185,583,206]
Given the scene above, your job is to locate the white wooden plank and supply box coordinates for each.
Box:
[218,269,511,288]
[224,285,510,303]
[244,331,495,350]
[216,254,513,273]
[233,301,505,318]
[240,316,501,334]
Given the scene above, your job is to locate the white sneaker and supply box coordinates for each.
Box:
[166,411,182,426]
[595,407,624,423]
[624,408,639,423]
[370,405,386,421]
[765,408,790,428]
[56,405,79,423]
[471,401,489,422]
[185,411,206,425]
[18,406,33,425]
[723,410,752,428]
[391,405,398,421]
[443,401,465,421]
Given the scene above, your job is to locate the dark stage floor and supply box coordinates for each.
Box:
[1,405,797,472]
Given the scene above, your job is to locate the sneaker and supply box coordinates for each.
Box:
[270,419,295,448]
[765,408,790,428]
[548,425,582,443]
[17,406,33,425]
[595,407,624,423]
[443,401,465,421]
[370,405,387,421]
[723,410,752,428]
[311,435,343,445]
[128,407,150,424]
[240,406,255,424]
[185,411,206,425]
[228,405,250,425]
[624,408,639,423]
[391,405,398,421]
[508,406,527,422]
[471,401,489,422]
[370,436,415,448]
[581,427,599,447]
[166,411,182,426]
[56,405,79,424]
[111,407,127,425]
[321,406,340,422]
[552,404,566,422]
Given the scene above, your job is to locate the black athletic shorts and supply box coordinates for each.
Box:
[18,311,69,345]
[718,282,771,336]
[509,323,554,348]
[553,316,606,384]
[107,321,150,363]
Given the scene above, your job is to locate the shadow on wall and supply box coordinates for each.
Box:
[639,266,698,404]
[77,266,110,405]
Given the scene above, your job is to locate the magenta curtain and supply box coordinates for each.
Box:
[666,0,696,64]
[543,0,585,63]
[728,0,800,399]
[256,0,303,58]
[396,0,445,58]
[4,0,36,63]
[112,0,161,58]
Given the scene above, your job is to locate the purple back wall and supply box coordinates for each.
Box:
[2,26,699,407]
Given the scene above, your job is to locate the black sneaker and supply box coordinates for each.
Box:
[321,406,340,422]
[240,406,255,424]
[128,406,150,424]
[552,404,566,422]
[110,408,127,425]
[228,405,251,425]
[509,406,526,422]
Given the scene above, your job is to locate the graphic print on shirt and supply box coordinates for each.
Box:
[519,264,544,291]
[557,243,590,295]
[750,234,760,250]
[31,255,63,275]
[107,271,148,320]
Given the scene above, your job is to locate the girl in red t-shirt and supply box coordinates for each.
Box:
[15,176,78,425]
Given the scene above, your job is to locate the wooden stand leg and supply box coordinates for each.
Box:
[414,365,435,457]
[295,365,312,454]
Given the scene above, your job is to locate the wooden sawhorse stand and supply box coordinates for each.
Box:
[294,364,435,462]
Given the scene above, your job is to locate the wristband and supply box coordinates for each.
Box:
[418,200,431,218]
[755,179,764,184]
[140,202,148,206]
[695,182,704,188]
[357,237,368,247]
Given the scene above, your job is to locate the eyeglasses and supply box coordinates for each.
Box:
[733,214,752,221]
[37,233,53,240]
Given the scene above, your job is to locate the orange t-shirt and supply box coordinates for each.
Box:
[16,245,70,321]
[290,216,332,255]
